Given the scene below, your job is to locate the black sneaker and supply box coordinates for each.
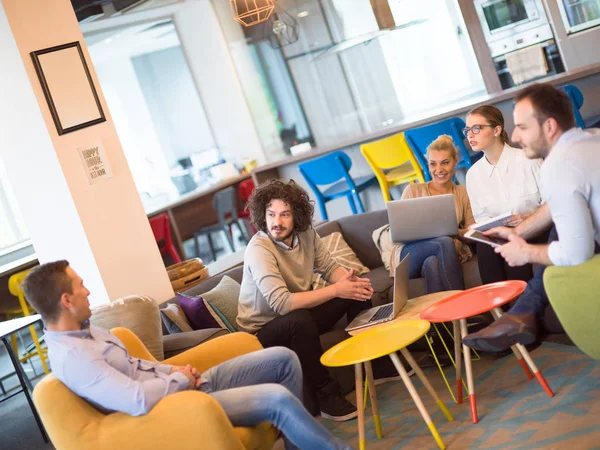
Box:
[319,394,358,422]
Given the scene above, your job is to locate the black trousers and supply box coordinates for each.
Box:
[476,228,551,285]
[256,297,369,397]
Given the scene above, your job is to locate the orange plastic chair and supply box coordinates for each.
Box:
[8,269,50,375]
[420,281,554,424]
[149,213,182,264]
[360,133,425,203]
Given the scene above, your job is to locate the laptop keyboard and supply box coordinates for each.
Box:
[369,304,393,323]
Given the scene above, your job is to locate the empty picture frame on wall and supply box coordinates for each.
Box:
[30,41,106,136]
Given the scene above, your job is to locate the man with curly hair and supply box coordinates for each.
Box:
[237,179,376,422]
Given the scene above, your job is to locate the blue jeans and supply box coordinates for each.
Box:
[199,347,351,450]
[509,226,600,315]
[400,236,465,294]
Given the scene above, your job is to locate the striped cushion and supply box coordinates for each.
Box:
[312,232,370,289]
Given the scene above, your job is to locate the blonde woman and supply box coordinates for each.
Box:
[391,135,473,293]
[465,105,545,285]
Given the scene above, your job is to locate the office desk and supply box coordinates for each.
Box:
[147,173,252,259]
[0,314,48,443]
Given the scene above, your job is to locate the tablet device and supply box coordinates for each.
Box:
[470,212,512,232]
[464,229,509,248]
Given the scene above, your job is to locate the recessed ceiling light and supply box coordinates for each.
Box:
[297,11,309,18]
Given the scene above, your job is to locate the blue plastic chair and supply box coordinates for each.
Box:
[561,85,585,129]
[298,151,377,221]
[404,117,480,181]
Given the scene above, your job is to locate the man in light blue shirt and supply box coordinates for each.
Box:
[463,83,600,352]
[25,260,351,450]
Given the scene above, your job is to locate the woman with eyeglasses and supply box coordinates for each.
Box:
[464,105,544,285]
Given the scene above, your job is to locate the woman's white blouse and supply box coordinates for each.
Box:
[466,144,543,223]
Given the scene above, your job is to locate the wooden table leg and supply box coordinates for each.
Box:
[400,348,453,422]
[364,361,383,438]
[355,363,366,450]
[389,352,446,450]
[490,308,534,379]
[453,320,463,404]
[515,343,555,398]
[489,309,553,397]
[460,319,477,424]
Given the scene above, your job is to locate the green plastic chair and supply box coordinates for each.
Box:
[544,255,600,360]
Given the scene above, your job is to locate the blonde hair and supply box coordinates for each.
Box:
[426,135,458,161]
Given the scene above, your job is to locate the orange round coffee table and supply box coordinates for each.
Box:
[420,281,554,424]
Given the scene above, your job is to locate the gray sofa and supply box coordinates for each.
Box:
[159,210,483,412]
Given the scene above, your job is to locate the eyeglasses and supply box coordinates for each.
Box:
[462,125,494,137]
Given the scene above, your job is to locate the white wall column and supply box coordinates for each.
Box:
[0,0,174,306]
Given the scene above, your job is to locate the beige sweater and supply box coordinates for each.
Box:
[236,228,340,334]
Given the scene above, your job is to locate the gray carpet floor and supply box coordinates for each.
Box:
[0,322,574,450]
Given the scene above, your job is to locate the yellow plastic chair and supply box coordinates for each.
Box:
[321,320,453,450]
[8,268,50,375]
[360,133,425,203]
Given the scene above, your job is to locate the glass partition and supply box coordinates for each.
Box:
[85,20,218,212]
[212,0,486,153]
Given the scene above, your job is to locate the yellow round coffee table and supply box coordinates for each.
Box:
[321,320,453,450]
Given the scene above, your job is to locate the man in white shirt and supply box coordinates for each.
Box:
[463,83,600,352]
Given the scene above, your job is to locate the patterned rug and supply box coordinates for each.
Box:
[321,343,600,449]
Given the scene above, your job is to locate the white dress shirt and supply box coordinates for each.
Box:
[542,128,600,266]
[466,144,543,222]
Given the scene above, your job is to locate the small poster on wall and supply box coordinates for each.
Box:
[77,142,113,185]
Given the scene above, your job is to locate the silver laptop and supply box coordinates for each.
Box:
[386,194,458,242]
[345,254,410,332]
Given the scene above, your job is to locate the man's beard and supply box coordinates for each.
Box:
[269,227,294,243]
[525,135,551,159]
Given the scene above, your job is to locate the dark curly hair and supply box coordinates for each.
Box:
[247,179,314,234]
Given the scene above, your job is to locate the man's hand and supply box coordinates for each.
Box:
[504,213,531,228]
[334,269,373,301]
[494,234,531,267]
[171,364,202,389]
[484,226,516,240]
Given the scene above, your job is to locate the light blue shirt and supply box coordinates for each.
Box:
[44,323,190,416]
[541,127,600,266]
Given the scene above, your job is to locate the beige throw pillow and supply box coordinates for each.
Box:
[312,232,370,289]
[91,294,164,361]
[161,303,194,333]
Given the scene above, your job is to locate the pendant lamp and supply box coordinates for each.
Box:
[230,0,275,27]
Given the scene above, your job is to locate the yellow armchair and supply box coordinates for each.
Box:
[33,329,278,450]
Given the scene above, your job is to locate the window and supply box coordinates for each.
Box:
[213,0,486,149]
[0,158,31,263]
[85,20,218,212]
